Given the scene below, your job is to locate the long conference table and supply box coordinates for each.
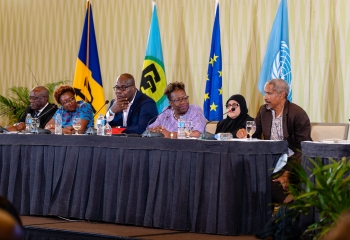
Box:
[0,134,288,235]
[301,141,350,161]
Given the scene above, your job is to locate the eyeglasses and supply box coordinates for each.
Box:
[61,96,76,106]
[171,96,189,104]
[29,96,45,101]
[225,103,239,109]
[113,85,133,92]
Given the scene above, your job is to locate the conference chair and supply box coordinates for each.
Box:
[310,122,349,142]
[205,121,218,134]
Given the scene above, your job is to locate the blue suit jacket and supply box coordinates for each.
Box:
[108,91,158,134]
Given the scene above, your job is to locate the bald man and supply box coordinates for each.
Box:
[6,86,57,131]
[106,73,158,134]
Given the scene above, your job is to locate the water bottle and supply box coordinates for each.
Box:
[177,116,185,139]
[215,133,233,140]
[104,121,112,136]
[96,114,105,136]
[25,113,32,132]
[55,114,62,135]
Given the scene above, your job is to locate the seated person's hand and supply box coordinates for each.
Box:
[110,97,129,113]
[6,122,25,132]
[272,170,290,191]
[236,128,248,138]
[45,124,55,130]
[190,131,201,138]
[149,126,171,138]
[62,126,75,135]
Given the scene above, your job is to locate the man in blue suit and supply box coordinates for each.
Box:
[106,73,158,134]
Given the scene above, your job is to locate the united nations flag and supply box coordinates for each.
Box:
[140,2,168,113]
[203,2,223,121]
[258,0,292,101]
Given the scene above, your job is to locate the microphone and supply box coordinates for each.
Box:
[14,105,56,135]
[37,105,57,119]
[93,100,109,117]
[0,107,16,116]
[142,106,171,137]
[0,126,8,133]
[201,108,233,139]
[22,105,57,134]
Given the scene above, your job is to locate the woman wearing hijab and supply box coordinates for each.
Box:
[215,94,254,138]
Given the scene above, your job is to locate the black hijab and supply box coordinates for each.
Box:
[215,94,253,136]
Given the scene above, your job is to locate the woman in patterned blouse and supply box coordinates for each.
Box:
[45,85,94,134]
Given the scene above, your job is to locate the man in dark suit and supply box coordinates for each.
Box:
[106,73,158,134]
[6,86,56,131]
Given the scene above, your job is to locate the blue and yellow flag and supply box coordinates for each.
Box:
[203,2,223,121]
[140,2,168,113]
[258,0,292,101]
[73,1,106,123]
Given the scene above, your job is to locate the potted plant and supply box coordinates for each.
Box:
[288,157,350,239]
[0,81,69,124]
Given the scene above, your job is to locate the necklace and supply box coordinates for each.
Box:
[173,110,186,120]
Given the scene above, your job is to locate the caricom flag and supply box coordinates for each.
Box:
[140,2,168,113]
[203,2,223,121]
[258,0,292,101]
[73,1,106,123]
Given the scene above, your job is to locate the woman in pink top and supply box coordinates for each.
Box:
[148,82,206,138]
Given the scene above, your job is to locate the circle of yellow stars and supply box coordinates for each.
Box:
[204,53,222,112]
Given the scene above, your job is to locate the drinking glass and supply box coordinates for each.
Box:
[32,118,40,134]
[104,122,112,136]
[72,117,82,135]
[184,121,193,138]
[246,121,256,140]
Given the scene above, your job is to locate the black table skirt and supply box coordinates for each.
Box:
[0,134,288,235]
[301,141,350,160]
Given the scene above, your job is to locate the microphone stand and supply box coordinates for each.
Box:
[142,106,171,137]
[87,100,110,135]
[201,108,233,139]
[93,100,110,118]
[37,105,57,119]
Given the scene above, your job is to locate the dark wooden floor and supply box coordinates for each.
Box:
[21,215,257,240]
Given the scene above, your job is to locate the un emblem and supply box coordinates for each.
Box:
[272,41,292,100]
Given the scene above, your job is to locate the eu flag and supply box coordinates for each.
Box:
[203,3,223,121]
[140,2,168,113]
[73,1,106,123]
[258,0,292,101]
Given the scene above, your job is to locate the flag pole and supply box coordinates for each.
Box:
[86,0,90,70]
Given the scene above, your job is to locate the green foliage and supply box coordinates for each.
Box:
[0,81,69,124]
[288,157,350,239]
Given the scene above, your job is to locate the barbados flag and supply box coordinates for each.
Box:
[203,2,223,121]
[73,1,106,122]
[140,1,168,113]
[258,0,292,101]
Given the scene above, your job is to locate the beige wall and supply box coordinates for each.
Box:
[1,0,350,126]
